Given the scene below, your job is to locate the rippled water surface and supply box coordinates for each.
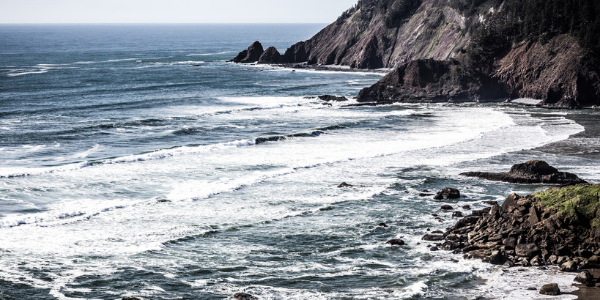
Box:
[1,24,599,300]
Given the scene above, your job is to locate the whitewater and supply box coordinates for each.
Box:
[1,24,600,300]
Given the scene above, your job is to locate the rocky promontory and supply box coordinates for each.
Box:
[460,160,588,185]
[230,0,600,108]
[442,184,600,269]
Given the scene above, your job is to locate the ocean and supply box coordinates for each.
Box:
[1,24,599,300]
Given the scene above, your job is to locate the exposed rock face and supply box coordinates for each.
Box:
[442,184,600,268]
[357,59,508,103]
[229,41,264,63]
[495,35,600,108]
[460,160,588,185]
[258,46,281,64]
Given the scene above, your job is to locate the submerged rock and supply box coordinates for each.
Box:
[386,239,405,246]
[318,95,348,102]
[234,293,259,300]
[460,160,587,185]
[338,182,354,188]
[434,187,461,200]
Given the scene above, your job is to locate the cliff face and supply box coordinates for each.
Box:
[282,0,471,68]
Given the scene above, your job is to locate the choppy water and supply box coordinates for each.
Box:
[1,24,599,300]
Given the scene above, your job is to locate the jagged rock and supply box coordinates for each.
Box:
[338,182,353,188]
[433,187,460,200]
[318,95,348,101]
[539,283,561,295]
[230,41,264,63]
[574,270,594,286]
[234,293,259,300]
[386,239,405,246]
[460,160,587,184]
[258,46,281,64]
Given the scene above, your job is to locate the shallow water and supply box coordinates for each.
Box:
[1,24,599,300]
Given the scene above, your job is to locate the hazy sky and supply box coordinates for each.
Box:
[0,0,359,23]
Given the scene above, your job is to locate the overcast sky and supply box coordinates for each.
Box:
[0,0,359,23]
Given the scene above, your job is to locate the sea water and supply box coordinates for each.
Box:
[1,24,599,300]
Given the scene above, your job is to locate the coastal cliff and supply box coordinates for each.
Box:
[232,0,600,108]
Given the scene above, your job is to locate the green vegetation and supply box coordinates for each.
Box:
[534,184,600,229]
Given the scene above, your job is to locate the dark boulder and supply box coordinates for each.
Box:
[234,293,259,300]
[379,222,389,228]
[386,239,405,246]
[229,41,265,64]
[258,46,281,64]
[452,211,463,218]
[441,205,453,210]
[338,182,353,188]
[433,187,460,200]
[318,95,348,102]
[515,244,540,258]
[460,160,587,185]
[539,283,561,295]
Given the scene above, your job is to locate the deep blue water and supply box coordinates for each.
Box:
[1,24,599,300]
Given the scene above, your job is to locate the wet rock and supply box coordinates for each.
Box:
[460,160,587,185]
[230,41,265,63]
[539,283,561,295]
[452,211,463,218]
[516,244,540,258]
[386,239,405,246]
[433,187,460,200]
[422,234,444,241]
[338,182,353,188]
[430,246,439,251]
[483,201,498,205]
[588,255,600,267]
[462,205,471,210]
[574,270,594,286]
[441,205,453,210]
[318,95,348,102]
[234,293,259,300]
[560,260,578,272]
[122,298,141,300]
[419,193,435,197]
[378,223,389,228]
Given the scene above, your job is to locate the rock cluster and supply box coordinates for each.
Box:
[433,187,460,200]
[229,42,282,64]
[460,160,587,185]
[441,184,600,269]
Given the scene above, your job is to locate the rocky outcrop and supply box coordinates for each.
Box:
[495,35,600,108]
[356,59,508,103]
[258,46,282,64]
[460,160,588,185]
[442,184,600,269]
[229,41,264,63]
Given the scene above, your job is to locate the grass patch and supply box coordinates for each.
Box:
[534,184,600,229]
